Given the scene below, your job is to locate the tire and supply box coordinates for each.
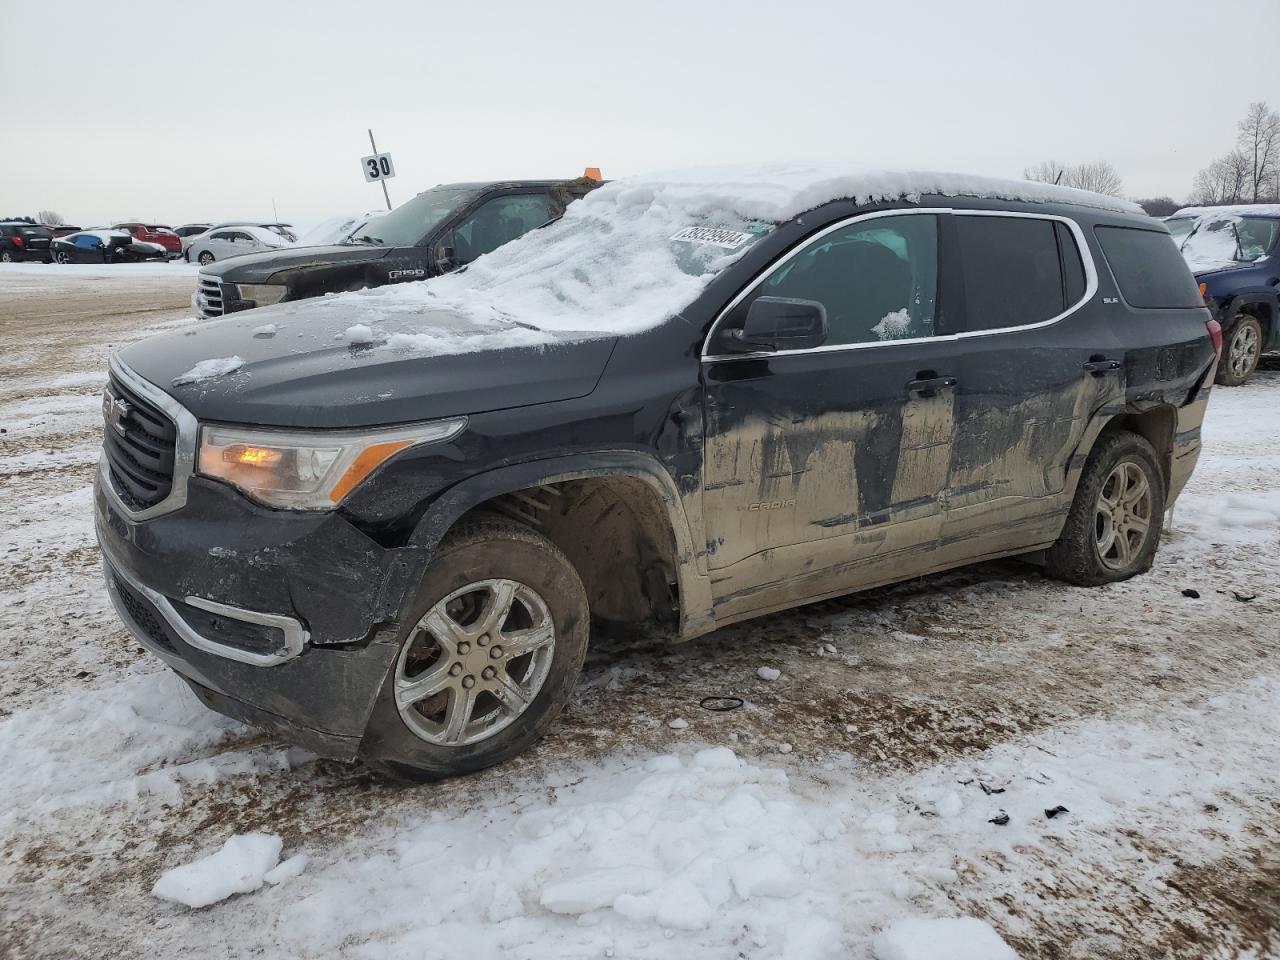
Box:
[197,251,215,266]
[0,250,12,263]
[1216,314,1263,386]
[360,516,590,781]
[1044,430,1166,586]
[55,251,71,265]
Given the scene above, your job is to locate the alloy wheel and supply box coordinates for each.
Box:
[1228,323,1260,380]
[1094,461,1153,570]
[394,578,556,746]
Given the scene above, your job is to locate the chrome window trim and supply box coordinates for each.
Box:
[102,352,199,521]
[701,207,1099,362]
[101,538,308,667]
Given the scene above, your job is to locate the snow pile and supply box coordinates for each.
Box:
[152,832,283,908]
[171,355,244,385]
[251,323,278,337]
[873,916,1019,960]
[1172,203,1280,219]
[873,308,914,340]
[343,323,375,344]
[757,665,782,681]
[273,163,1140,346]
[0,671,244,826]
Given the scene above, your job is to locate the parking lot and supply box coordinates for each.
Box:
[2,270,1278,958]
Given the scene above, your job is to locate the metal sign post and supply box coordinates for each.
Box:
[367,128,393,211]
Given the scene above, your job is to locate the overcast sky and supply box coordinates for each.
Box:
[2,0,1275,228]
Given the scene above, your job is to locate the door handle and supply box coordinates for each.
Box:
[1082,359,1121,375]
[906,376,958,396]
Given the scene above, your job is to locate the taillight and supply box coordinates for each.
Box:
[1206,318,1223,358]
[11,234,22,247]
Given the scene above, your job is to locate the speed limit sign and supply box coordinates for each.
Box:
[361,152,395,182]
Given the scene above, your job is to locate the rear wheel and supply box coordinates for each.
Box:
[1044,430,1165,586]
[0,250,13,263]
[1216,314,1263,386]
[198,251,215,266]
[360,517,590,781]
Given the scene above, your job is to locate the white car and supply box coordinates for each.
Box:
[185,225,290,265]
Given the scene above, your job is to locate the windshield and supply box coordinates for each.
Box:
[1164,217,1195,242]
[349,187,477,247]
[1182,215,1280,269]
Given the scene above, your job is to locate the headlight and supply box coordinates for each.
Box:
[197,418,466,510]
[235,283,288,306]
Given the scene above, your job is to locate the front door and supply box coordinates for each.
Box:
[700,211,959,622]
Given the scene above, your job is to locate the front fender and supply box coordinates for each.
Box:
[406,451,716,639]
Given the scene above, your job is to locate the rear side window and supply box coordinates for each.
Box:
[1055,222,1086,305]
[956,216,1065,331]
[1094,226,1202,308]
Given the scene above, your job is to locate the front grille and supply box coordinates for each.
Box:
[103,373,177,511]
[111,571,176,654]
[197,274,224,316]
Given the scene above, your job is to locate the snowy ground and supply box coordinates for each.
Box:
[2,272,1278,959]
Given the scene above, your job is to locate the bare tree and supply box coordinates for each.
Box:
[1024,159,1123,196]
[1065,160,1124,197]
[1190,150,1252,205]
[35,209,65,226]
[1237,101,1280,202]
[1024,160,1068,185]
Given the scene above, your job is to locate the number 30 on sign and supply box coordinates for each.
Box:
[361,153,396,182]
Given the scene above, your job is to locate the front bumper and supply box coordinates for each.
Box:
[95,468,428,759]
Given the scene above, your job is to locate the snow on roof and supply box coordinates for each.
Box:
[273,163,1145,347]
[1172,203,1280,219]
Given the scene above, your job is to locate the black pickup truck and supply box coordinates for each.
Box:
[98,168,1217,781]
[193,177,601,317]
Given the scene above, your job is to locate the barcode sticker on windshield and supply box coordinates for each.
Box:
[670,226,755,249]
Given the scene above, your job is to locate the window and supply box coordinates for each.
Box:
[1094,226,1203,309]
[209,231,234,241]
[729,214,939,347]
[956,216,1066,332]
[452,194,553,264]
[1056,221,1086,305]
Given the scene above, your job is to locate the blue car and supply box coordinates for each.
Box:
[1177,204,1280,385]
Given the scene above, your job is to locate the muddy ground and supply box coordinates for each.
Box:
[1,272,1278,958]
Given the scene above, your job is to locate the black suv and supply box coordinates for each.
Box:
[0,222,53,263]
[96,170,1216,779]
[193,177,602,317]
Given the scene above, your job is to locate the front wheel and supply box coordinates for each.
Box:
[197,251,215,266]
[1216,314,1263,386]
[360,516,590,781]
[1044,430,1165,586]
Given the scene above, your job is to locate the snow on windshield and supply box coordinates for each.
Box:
[1181,214,1278,271]
[271,163,1143,349]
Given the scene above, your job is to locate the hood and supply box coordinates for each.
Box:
[118,304,617,429]
[1192,259,1258,280]
[202,243,393,283]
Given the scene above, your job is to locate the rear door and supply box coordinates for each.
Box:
[700,210,959,621]
[941,212,1123,556]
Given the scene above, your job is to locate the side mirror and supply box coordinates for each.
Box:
[435,244,458,271]
[727,296,828,352]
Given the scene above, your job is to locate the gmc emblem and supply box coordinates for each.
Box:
[102,391,131,436]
